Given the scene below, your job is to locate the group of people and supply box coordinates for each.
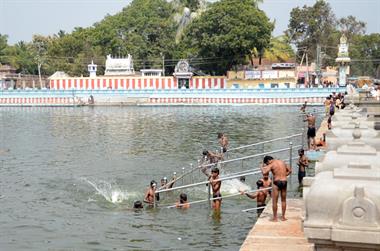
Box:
[133,133,229,210]
[324,92,346,130]
[362,83,380,100]
[133,132,298,223]
[243,156,292,221]
[208,154,293,222]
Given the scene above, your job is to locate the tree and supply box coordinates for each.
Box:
[263,36,295,62]
[286,0,336,63]
[0,34,9,64]
[337,15,366,40]
[350,33,380,78]
[177,0,201,12]
[4,41,37,74]
[181,0,273,74]
[31,35,50,87]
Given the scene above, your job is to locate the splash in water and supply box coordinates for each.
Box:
[81,178,130,204]
[221,177,251,195]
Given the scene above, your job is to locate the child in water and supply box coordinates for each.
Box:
[176,193,190,209]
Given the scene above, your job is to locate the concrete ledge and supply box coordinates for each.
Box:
[240,199,314,251]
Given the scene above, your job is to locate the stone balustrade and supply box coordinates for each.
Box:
[303,103,380,251]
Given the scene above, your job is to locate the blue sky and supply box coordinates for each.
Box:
[1,0,379,44]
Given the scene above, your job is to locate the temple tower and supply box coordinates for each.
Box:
[335,34,351,86]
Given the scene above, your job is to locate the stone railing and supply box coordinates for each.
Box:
[303,101,380,251]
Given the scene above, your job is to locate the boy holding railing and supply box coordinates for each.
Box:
[209,167,222,210]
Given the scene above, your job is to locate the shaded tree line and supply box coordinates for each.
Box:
[286,0,380,78]
[0,0,378,78]
[0,0,272,76]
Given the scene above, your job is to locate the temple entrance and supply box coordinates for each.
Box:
[178,78,190,89]
[173,60,193,89]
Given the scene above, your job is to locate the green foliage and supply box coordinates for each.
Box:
[286,0,336,63]
[350,33,380,78]
[263,36,295,62]
[180,0,273,74]
[178,0,201,11]
[285,0,379,76]
[338,15,366,40]
[0,34,9,64]
[1,0,377,78]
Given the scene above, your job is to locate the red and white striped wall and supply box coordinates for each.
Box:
[148,96,325,105]
[49,77,227,90]
[190,78,226,89]
[0,97,76,106]
[50,77,178,90]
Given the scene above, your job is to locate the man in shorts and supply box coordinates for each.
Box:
[305,113,316,150]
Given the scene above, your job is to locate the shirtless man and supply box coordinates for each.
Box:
[300,101,307,113]
[241,180,268,216]
[201,150,223,175]
[144,180,158,205]
[217,133,229,153]
[260,156,292,221]
[297,149,309,186]
[305,113,316,150]
[176,193,190,209]
[209,167,222,210]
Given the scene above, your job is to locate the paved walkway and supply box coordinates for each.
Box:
[240,199,314,251]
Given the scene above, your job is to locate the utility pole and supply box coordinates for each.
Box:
[316,44,321,86]
[162,54,165,76]
[305,51,309,88]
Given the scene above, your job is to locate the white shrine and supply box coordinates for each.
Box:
[335,34,351,86]
[173,60,193,89]
[104,54,135,76]
[88,61,97,78]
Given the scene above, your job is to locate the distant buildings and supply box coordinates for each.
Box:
[0,65,46,89]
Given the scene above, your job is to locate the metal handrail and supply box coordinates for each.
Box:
[165,187,272,209]
[242,206,267,212]
[159,144,302,192]
[158,145,300,190]
[156,170,263,194]
[201,146,302,169]
[227,133,302,152]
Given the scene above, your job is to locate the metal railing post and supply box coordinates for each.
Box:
[190,163,193,183]
[198,160,201,180]
[289,142,293,169]
[153,189,156,208]
[182,167,185,185]
[208,180,211,208]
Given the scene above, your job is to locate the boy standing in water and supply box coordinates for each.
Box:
[240,180,269,216]
[144,180,158,205]
[217,133,229,153]
[297,149,309,186]
[176,193,190,209]
[260,173,272,196]
[209,167,222,210]
[300,101,307,113]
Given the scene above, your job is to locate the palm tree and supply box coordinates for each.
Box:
[258,36,295,64]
